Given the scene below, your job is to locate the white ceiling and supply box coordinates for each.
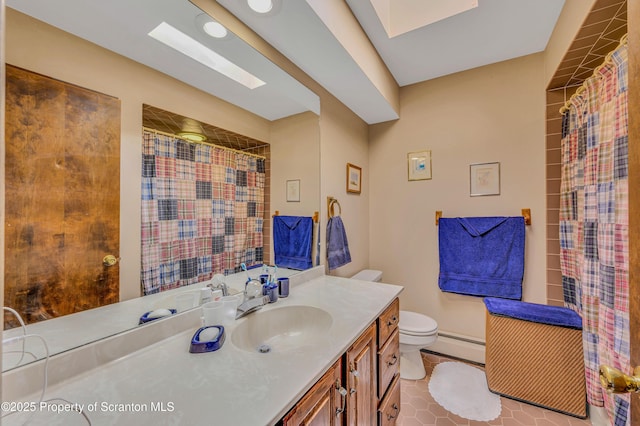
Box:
[6,0,566,124]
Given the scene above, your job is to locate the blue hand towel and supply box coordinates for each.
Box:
[326,216,351,270]
[438,216,525,300]
[273,216,313,270]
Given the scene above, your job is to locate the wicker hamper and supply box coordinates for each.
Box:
[484,298,587,418]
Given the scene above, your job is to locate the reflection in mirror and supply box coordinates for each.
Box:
[140,104,270,295]
[4,64,122,329]
[3,3,320,371]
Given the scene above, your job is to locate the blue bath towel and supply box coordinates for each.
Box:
[326,216,351,270]
[438,216,525,300]
[273,216,313,270]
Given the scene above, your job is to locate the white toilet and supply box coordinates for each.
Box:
[351,270,439,380]
[398,310,438,380]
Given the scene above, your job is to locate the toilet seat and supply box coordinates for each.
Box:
[399,310,438,335]
[401,329,438,337]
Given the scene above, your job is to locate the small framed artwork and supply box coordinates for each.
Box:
[346,163,362,194]
[286,179,300,202]
[407,150,432,181]
[470,162,500,196]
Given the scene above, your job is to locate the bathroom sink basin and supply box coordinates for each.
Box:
[231,305,333,353]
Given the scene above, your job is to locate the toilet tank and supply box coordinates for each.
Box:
[351,269,383,282]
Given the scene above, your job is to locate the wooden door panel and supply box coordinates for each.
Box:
[346,322,377,426]
[283,358,342,426]
[4,65,120,325]
[301,392,332,426]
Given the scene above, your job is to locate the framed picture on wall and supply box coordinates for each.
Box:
[470,162,500,196]
[407,150,432,181]
[286,179,301,202]
[346,163,362,194]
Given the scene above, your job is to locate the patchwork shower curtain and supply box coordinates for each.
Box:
[559,41,629,426]
[140,130,265,295]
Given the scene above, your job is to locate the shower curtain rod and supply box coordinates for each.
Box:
[559,33,627,115]
[143,127,267,160]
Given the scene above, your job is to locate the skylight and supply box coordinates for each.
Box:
[370,0,478,38]
[148,22,265,89]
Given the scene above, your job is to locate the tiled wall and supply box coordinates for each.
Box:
[545,88,565,306]
[545,0,627,306]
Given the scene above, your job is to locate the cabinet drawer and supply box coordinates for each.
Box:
[377,298,399,347]
[378,374,400,426]
[377,328,399,399]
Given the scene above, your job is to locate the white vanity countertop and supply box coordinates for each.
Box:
[6,275,402,426]
[2,268,300,367]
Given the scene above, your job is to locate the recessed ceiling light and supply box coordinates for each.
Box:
[203,21,228,39]
[148,22,265,89]
[196,14,229,39]
[248,0,273,14]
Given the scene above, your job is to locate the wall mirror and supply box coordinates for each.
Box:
[3,0,320,371]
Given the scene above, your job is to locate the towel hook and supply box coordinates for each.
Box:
[327,197,342,219]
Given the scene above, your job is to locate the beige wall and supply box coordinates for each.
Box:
[368,53,547,341]
[6,9,273,301]
[270,111,321,264]
[320,95,370,278]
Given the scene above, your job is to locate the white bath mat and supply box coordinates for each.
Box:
[428,361,501,421]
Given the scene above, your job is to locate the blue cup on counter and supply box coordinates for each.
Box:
[266,282,278,303]
[278,277,290,298]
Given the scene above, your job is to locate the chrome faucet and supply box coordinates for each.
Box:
[208,274,228,296]
[236,279,268,319]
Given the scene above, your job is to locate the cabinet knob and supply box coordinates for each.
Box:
[387,354,398,366]
[386,403,399,421]
[387,315,398,327]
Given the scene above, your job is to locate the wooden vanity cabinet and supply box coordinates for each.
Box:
[282,358,344,426]
[377,298,400,425]
[282,298,400,426]
[345,323,377,426]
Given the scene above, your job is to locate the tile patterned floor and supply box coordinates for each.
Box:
[397,352,592,426]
